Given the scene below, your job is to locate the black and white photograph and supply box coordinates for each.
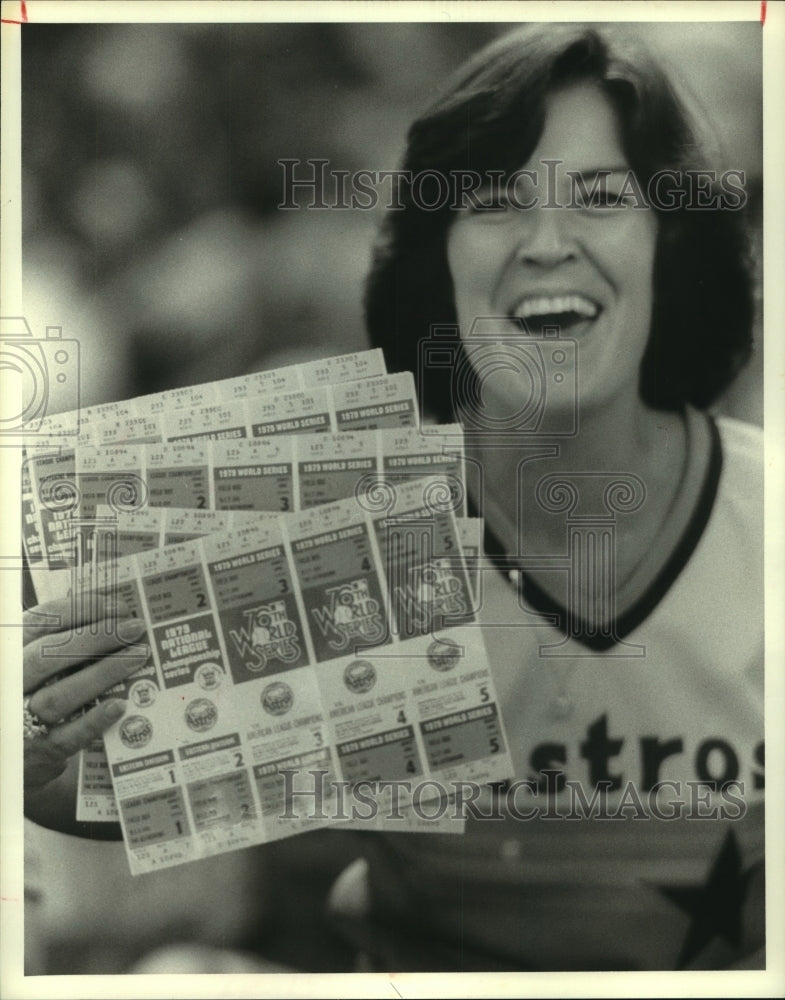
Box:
[1,1,783,997]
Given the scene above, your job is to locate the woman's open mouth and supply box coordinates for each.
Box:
[509,293,601,336]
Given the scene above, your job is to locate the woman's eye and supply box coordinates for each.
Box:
[576,188,638,211]
[463,191,513,216]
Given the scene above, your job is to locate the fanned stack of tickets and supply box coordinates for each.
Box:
[22,349,513,874]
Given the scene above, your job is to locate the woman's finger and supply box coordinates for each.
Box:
[23,594,129,645]
[23,615,147,693]
[44,699,128,761]
[24,736,69,790]
[24,700,126,790]
[27,646,151,724]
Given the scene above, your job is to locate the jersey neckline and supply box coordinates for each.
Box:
[477,409,723,650]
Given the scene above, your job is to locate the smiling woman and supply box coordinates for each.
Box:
[447,84,659,424]
[348,23,765,971]
[367,24,754,422]
[19,19,764,977]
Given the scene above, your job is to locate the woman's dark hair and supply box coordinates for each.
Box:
[364,24,754,421]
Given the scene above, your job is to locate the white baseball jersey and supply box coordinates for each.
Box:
[347,412,764,971]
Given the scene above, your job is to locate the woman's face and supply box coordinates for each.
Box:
[446,83,658,427]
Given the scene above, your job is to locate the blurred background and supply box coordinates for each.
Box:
[20,19,763,975]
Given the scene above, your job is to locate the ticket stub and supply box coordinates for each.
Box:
[210,437,296,513]
[27,443,208,601]
[22,349,387,585]
[85,372,418,447]
[78,739,118,821]
[26,422,460,599]
[294,425,463,512]
[23,372,418,582]
[168,389,332,443]
[379,428,467,516]
[29,423,427,543]
[96,504,480,569]
[26,447,87,571]
[92,505,260,557]
[29,348,387,444]
[55,477,509,871]
[332,373,418,430]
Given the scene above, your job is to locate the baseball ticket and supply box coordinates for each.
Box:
[45,420,463,821]
[52,477,508,873]
[95,503,481,571]
[67,419,467,821]
[92,505,262,557]
[79,505,481,828]
[86,372,417,449]
[21,348,389,582]
[26,423,463,601]
[80,510,481,830]
[29,348,387,444]
[22,369,418,572]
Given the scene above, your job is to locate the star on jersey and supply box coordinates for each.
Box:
[657,830,759,969]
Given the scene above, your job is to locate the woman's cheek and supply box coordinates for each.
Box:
[592,211,658,269]
[448,222,511,311]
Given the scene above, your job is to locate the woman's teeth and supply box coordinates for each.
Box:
[512,294,599,321]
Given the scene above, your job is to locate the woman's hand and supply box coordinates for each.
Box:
[23,594,149,830]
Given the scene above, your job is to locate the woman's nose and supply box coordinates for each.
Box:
[513,205,577,267]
